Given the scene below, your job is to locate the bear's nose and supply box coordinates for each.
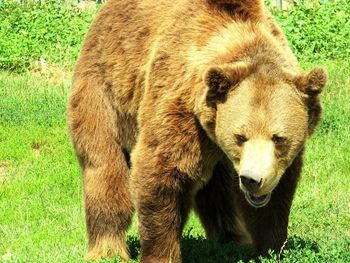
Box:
[240,174,262,193]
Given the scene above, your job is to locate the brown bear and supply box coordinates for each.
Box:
[68,0,327,262]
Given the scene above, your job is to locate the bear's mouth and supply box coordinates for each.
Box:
[244,192,271,208]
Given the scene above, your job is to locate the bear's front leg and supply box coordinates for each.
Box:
[131,142,196,263]
[134,166,193,263]
[131,95,205,262]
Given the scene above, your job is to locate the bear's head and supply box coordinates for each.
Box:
[195,62,327,207]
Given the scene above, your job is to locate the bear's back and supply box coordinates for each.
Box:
[73,0,244,114]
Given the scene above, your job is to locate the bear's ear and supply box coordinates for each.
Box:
[294,67,328,135]
[295,67,328,96]
[204,62,250,106]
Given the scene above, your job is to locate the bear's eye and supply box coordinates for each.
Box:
[235,134,248,145]
[272,135,287,145]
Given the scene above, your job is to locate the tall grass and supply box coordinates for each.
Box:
[0,1,97,72]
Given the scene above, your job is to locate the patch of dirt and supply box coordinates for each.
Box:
[31,142,41,157]
[346,230,350,238]
[31,62,73,84]
[76,0,97,11]
[1,251,13,261]
[0,162,8,184]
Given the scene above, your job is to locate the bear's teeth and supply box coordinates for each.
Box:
[251,194,268,203]
[244,192,271,208]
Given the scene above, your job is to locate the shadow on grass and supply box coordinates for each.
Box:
[126,235,256,262]
[181,235,256,263]
[127,236,141,261]
[126,234,319,262]
[286,235,320,253]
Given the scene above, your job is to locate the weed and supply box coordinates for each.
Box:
[273,0,350,61]
[0,1,97,72]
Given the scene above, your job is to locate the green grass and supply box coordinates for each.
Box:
[0,1,97,72]
[1,0,349,72]
[0,60,350,262]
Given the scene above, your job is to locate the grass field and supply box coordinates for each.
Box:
[0,60,349,262]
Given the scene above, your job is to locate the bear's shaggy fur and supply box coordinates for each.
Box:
[68,0,327,262]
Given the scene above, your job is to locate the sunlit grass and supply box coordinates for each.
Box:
[0,60,349,262]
